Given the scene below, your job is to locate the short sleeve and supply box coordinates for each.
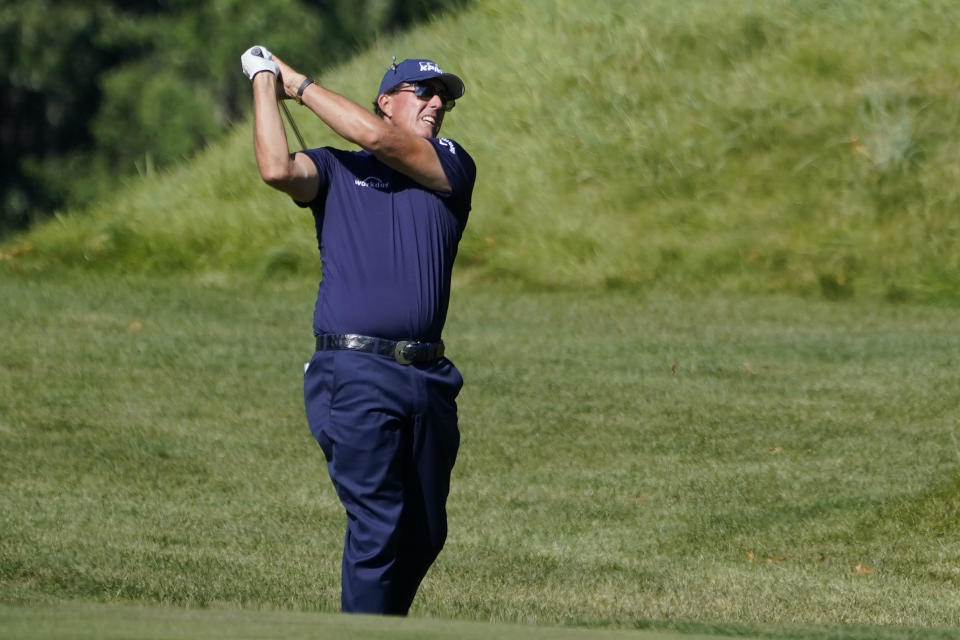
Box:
[428,137,477,213]
[293,147,335,208]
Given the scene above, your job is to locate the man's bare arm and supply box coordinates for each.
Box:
[251,72,320,203]
[273,56,451,193]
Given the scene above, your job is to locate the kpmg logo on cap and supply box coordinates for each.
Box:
[419,61,442,73]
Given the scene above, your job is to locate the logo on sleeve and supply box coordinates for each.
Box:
[437,138,457,155]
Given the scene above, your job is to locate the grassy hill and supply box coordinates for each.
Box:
[3,0,960,302]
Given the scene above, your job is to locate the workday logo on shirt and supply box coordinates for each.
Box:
[355,176,390,190]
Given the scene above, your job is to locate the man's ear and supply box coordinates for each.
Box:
[377,93,393,118]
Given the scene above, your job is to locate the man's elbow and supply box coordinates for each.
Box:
[258,162,294,190]
[355,119,393,154]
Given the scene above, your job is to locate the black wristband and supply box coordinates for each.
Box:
[296,76,315,104]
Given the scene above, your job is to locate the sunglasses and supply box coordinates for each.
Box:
[394,83,456,112]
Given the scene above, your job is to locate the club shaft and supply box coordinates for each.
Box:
[279,99,307,149]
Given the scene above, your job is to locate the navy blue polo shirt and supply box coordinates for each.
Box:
[297,137,476,342]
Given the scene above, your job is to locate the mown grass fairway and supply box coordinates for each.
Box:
[1,602,956,640]
[1,273,958,638]
[0,602,732,640]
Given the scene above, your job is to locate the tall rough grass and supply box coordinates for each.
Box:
[4,0,960,302]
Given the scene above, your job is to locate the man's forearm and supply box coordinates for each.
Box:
[252,72,294,183]
[275,59,386,151]
[301,83,386,150]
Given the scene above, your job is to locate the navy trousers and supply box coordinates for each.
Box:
[304,348,462,615]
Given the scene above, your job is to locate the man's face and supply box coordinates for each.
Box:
[383,80,451,138]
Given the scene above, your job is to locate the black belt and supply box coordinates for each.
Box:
[315,333,445,365]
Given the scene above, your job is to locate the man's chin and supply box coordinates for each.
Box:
[414,121,440,138]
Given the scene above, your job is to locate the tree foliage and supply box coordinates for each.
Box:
[0,0,466,233]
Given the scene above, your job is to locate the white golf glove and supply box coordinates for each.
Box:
[241,45,279,81]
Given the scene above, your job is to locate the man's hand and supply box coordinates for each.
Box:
[272,55,309,101]
[241,45,279,81]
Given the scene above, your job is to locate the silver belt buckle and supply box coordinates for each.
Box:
[394,340,413,365]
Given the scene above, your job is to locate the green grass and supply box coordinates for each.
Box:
[3,0,960,636]
[0,602,729,640]
[4,0,960,301]
[1,272,958,636]
[1,602,957,640]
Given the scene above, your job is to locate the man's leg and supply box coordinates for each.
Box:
[304,352,462,615]
[305,350,410,614]
[391,359,463,614]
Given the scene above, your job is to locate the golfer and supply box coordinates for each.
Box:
[241,46,476,616]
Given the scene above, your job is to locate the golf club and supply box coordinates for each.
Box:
[251,46,307,149]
